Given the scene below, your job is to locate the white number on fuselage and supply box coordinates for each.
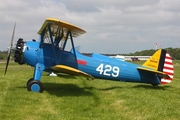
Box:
[96,64,120,77]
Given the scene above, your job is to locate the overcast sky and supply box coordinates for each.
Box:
[0,0,180,54]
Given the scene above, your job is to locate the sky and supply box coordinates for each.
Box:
[0,0,180,54]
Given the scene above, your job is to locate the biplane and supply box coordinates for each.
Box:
[5,18,174,92]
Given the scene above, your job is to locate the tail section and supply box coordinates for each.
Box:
[142,49,174,84]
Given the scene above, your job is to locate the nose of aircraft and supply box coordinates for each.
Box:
[14,38,25,64]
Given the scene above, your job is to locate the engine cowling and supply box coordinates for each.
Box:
[14,38,25,64]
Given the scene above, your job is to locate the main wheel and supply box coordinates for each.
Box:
[27,80,43,93]
[27,78,33,88]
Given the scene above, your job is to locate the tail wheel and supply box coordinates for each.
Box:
[151,84,158,87]
[27,80,43,93]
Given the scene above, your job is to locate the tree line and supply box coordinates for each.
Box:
[0,51,8,60]
[101,47,180,60]
[0,47,180,60]
[127,47,180,60]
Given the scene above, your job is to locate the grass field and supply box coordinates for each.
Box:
[0,61,180,120]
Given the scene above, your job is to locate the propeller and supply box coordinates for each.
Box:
[4,22,16,76]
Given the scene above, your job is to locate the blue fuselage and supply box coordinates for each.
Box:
[76,51,158,84]
[22,41,160,85]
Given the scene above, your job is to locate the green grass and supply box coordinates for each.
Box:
[0,61,180,120]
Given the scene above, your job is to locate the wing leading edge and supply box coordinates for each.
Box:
[51,65,94,80]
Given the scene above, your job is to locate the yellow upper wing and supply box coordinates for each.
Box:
[51,65,94,80]
[38,18,86,37]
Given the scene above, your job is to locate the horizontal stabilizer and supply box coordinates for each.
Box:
[137,67,170,79]
[51,65,94,80]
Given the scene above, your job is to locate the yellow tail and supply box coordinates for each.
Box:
[142,49,162,71]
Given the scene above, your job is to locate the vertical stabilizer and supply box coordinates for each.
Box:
[142,49,162,71]
[142,49,174,84]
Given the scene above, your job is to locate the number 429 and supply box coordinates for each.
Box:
[96,64,120,77]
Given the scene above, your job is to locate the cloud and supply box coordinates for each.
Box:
[0,0,180,53]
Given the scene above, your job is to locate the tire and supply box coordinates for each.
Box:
[27,78,33,88]
[27,80,43,93]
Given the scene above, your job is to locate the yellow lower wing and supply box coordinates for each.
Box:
[51,65,94,80]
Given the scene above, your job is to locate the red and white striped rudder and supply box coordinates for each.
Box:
[161,52,174,84]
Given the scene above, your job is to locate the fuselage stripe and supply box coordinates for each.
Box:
[77,60,87,66]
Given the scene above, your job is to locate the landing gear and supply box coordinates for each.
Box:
[152,84,158,87]
[27,63,44,92]
[27,80,43,92]
[25,62,45,92]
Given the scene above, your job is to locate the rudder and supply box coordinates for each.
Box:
[160,50,174,84]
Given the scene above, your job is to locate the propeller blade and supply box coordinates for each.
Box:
[4,22,16,76]
[9,22,16,53]
[4,53,11,76]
